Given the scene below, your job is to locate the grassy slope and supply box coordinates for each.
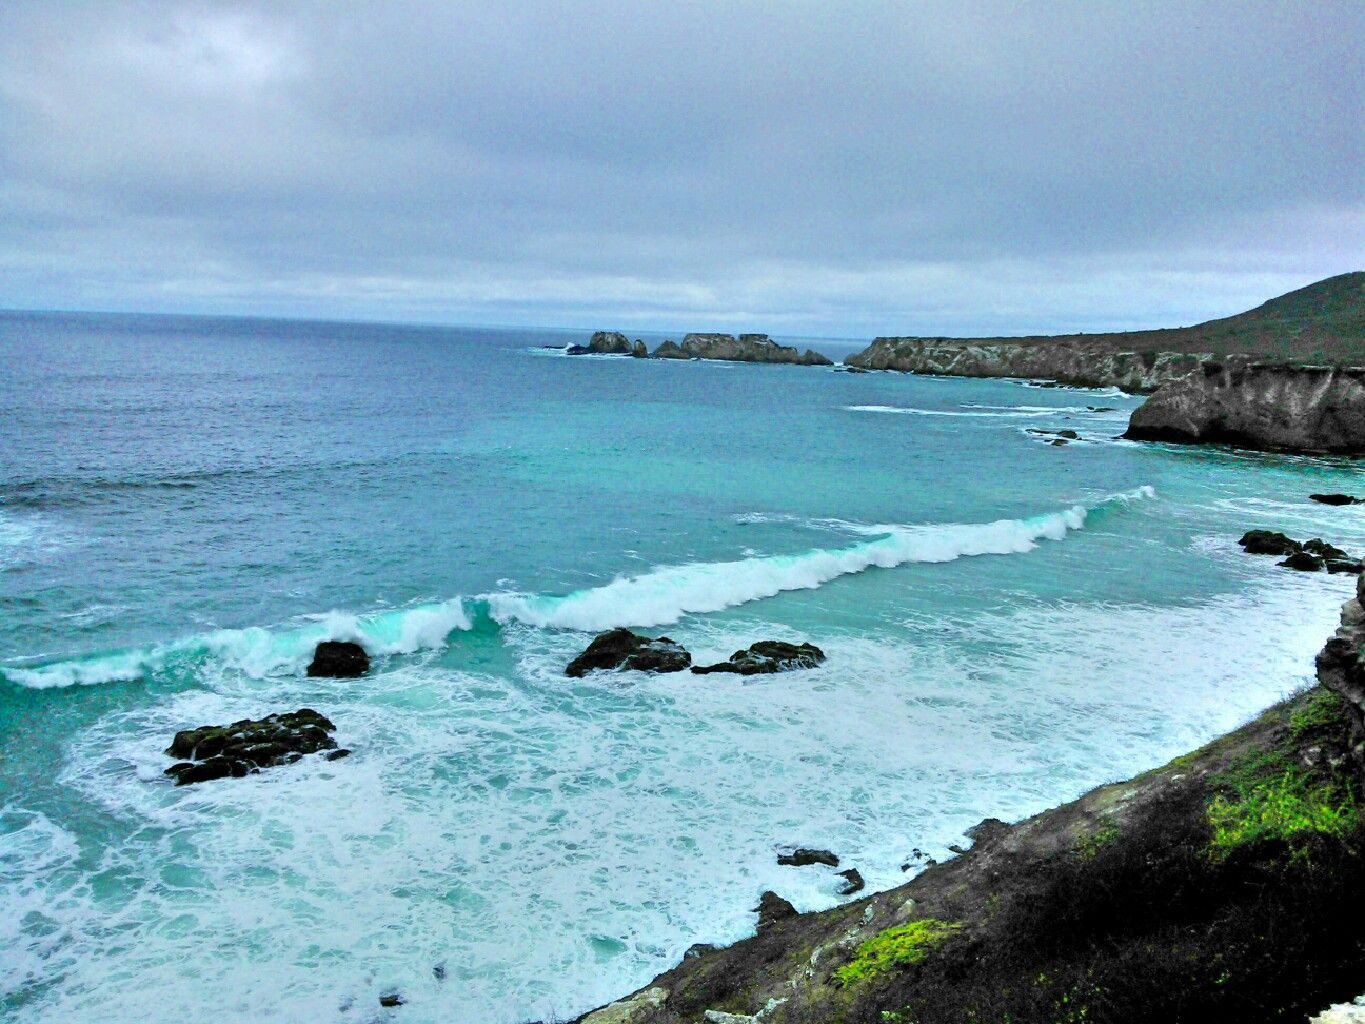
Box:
[872,271,1365,364]
[583,685,1365,1024]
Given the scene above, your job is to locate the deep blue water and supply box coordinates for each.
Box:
[1,310,1362,1022]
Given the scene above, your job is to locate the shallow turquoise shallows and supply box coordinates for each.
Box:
[2,311,1362,1023]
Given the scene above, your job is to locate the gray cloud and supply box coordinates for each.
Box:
[0,1,1360,335]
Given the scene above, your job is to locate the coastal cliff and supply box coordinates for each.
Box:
[1125,363,1365,454]
[844,339,1208,392]
[654,334,832,366]
[576,575,1365,1024]
[843,272,1365,393]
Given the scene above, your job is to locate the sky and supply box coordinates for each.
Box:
[0,1,1361,338]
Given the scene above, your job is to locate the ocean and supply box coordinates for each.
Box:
[2,310,1362,1022]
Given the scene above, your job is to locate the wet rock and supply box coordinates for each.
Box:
[1327,559,1364,576]
[164,708,339,785]
[379,991,405,1008]
[307,641,370,678]
[1311,493,1363,506]
[1305,539,1353,561]
[1239,530,1303,556]
[1027,428,1079,440]
[566,345,592,355]
[684,943,718,960]
[324,748,352,761]
[1280,551,1326,572]
[777,848,839,867]
[1088,406,1116,412]
[565,628,692,677]
[691,641,825,676]
[433,963,447,980]
[754,891,796,931]
[836,868,865,895]
[1050,438,1068,446]
[965,817,1011,848]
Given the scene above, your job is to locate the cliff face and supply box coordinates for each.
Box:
[842,272,1365,392]
[653,334,832,366]
[843,339,1209,392]
[1124,363,1365,454]
[576,586,1365,1024]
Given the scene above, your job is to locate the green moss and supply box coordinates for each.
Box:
[1207,768,1357,862]
[832,919,961,987]
[1073,823,1120,860]
[1289,689,1347,738]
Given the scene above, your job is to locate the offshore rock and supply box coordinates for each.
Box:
[778,848,839,867]
[631,340,648,358]
[1312,494,1364,506]
[651,333,832,366]
[691,641,825,676]
[164,708,339,786]
[307,640,370,678]
[565,628,692,677]
[585,331,633,355]
[1280,551,1327,572]
[1239,530,1302,556]
[1124,363,1365,454]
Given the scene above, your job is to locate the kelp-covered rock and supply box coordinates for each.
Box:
[565,628,692,677]
[307,641,370,678]
[164,708,341,786]
[691,641,825,675]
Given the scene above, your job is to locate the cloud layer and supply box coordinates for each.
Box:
[1,1,1360,335]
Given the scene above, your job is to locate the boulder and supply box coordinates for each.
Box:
[1327,559,1364,576]
[1311,494,1363,506]
[307,641,370,678]
[565,628,692,677]
[1305,539,1352,561]
[777,848,839,867]
[836,868,865,895]
[1280,551,1326,572]
[754,891,797,931]
[1239,530,1302,556]
[164,708,339,786]
[631,340,648,358]
[691,641,826,676]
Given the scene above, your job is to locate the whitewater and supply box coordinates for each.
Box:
[2,312,1363,1024]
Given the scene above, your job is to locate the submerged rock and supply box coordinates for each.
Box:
[777,848,839,867]
[836,868,865,895]
[164,708,339,786]
[691,641,825,676]
[565,628,692,677]
[754,891,796,931]
[1239,530,1302,556]
[1311,493,1364,506]
[307,641,370,678]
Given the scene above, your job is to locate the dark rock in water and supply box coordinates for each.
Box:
[965,817,1011,848]
[1305,538,1352,561]
[324,748,351,761]
[379,991,405,1008]
[631,340,647,358]
[648,333,832,366]
[1310,493,1363,506]
[842,365,870,373]
[1327,559,1364,575]
[164,708,339,785]
[432,963,447,981]
[565,345,592,355]
[307,641,370,678]
[1049,438,1068,446]
[778,847,839,867]
[691,640,825,676]
[836,868,865,895]
[1280,551,1326,572]
[754,891,796,931]
[565,628,692,677]
[1239,530,1302,556]
[1088,406,1116,412]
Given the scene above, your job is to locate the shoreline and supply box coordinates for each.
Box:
[574,572,1365,1024]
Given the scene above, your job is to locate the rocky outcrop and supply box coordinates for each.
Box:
[691,641,826,675]
[1318,572,1365,772]
[581,331,634,355]
[632,340,648,358]
[163,708,344,785]
[1124,363,1365,454]
[777,848,839,867]
[843,339,1210,393]
[651,334,832,366]
[1312,494,1364,506]
[307,641,370,678]
[565,628,692,677]
[1238,530,1362,574]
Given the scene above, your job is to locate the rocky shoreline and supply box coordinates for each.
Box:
[574,572,1365,1024]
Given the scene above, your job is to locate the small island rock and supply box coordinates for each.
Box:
[691,641,825,676]
[778,848,839,867]
[164,708,339,786]
[565,628,692,677]
[307,641,370,678]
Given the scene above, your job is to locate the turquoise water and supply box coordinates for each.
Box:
[1,311,1362,1022]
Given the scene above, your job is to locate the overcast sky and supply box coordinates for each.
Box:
[0,2,1360,337]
